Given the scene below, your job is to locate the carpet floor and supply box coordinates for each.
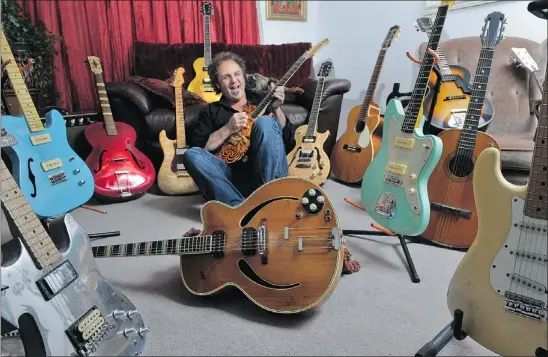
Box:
[1,178,498,356]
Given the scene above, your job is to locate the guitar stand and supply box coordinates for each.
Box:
[414,309,466,357]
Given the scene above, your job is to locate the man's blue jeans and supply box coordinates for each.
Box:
[183,116,289,206]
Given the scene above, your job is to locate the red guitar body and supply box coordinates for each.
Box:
[84,121,156,201]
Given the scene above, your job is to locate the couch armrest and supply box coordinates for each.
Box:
[301,78,351,102]
[106,82,153,115]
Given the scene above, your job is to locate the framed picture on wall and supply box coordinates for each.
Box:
[266,0,307,21]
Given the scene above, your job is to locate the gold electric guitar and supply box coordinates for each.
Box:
[447,13,547,355]
[287,61,333,186]
[157,67,199,195]
[187,2,221,103]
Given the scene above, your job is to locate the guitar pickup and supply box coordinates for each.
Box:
[30,133,52,146]
[302,136,316,143]
[386,162,407,176]
[109,158,127,163]
[431,202,472,219]
[343,144,361,153]
[393,137,414,150]
[296,164,311,168]
[41,158,63,172]
[36,260,78,301]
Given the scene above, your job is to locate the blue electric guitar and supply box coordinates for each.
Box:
[360,1,454,236]
[1,29,94,218]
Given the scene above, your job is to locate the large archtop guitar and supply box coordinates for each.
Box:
[330,25,401,184]
[157,67,200,195]
[447,17,547,354]
[91,177,344,314]
[360,1,454,236]
[0,29,94,218]
[84,55,156,201]
[421,11,504,248]
[0,158,149,356]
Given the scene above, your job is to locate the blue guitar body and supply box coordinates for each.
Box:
[1,109,94,218]
[360,99,443,236]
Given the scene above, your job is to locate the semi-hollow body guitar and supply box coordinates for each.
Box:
[0,30,94,218]
[286,62,333,186]
[421,12,504,249]
[84,56,156,201]
[446,51,548,356]
[0,158,149,356]
[360,2,453,236]
[157,67,199,195]
[330,25,400,184]
[92,177,344,314]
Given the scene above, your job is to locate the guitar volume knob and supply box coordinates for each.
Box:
[317,195,324,203]
[73,168,80,174]
[407,188,416,196]
[309,203,318,212]
[138,327,150,337]
[78,180,86,186]
[308,189,316,197]
[409,174,417,181]
[302,197,309,205]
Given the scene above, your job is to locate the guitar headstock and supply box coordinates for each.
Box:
[415,16,433,34]
[171,67,186,88]
[87,56,103,74]
[201,2,213,16]
[305,38,329,59]
[480,11,506,49]
[510,48,539,73]
[317,61,333,78]
[441,0,455,7]
[382,25,401,49]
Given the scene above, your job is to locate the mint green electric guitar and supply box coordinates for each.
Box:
[360,0,454,236]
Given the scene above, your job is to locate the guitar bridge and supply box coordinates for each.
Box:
[48,171,67,185]
[504,291,546,321]
[343,144,361,153]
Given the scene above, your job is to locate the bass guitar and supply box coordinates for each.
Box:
[0,29,94,218]
[360,1,453,236]
[446,28,547,356]
[421,12,504,249]
[330,25,400,184]
[84,56,156,201]
[91,177,344,314]
[157,67,200,195]
[187,2,221,103]
[415,17,495,135]
[0,158,149,356]
[217,39,329,164]
[286,61,333,186]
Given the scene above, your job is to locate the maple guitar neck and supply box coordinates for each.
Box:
[175,86,187,148]
[92,72,117,135]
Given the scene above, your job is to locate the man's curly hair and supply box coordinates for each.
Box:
[208,52,247,94]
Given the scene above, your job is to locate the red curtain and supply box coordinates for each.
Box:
[16,0,260,112]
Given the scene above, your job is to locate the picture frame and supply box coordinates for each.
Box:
[424,0,502,15]
[266,0,307,21]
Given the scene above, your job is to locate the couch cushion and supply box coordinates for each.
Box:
[129,76,207,107]
[143,103,207,143]
[501,150,533,171]
[281,103,309,127]
[491,133,535,151]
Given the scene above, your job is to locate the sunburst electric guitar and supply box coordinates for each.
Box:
[360,1,453,236]
[91,177,344,314]
[421,13,504,249]
[446,34,548,356]
[330,25,401,184]
[286,61,333,186]
[187,2,221,103]
[157,67,199,195]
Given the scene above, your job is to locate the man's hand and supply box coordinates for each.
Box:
[226,112,249,134]
[271,82,285,109]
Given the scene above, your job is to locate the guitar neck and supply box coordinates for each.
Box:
[175,87,187,148]
[359,48,387,119]
[456,47,495,153]
[524,62,548,220]
[0,161,60,269]
[306,77,326,137]
[436,47,453,77]
[204,14,212,67]
[402,5,449,133]
[93,72,117,135]
[0,31,44,132]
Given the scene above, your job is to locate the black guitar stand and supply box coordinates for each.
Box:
[88,231,121,240]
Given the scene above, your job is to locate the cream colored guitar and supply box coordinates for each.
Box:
[157,67,199,195]
[286,61,332,186]
[447,25,547,356]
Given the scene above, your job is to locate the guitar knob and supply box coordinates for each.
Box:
[78,180,86,186]
[408,188,416,196]
[127,310,140,319]
[310,173,316,179]
[301,197,309,205]
[112,310,126,319]
[73,168,80,174]
[409,174,417,181]
[138,327,150,337]
[309,203,318,212]
[123,328,136,337]
[308,189,316,197]
[317,195,324,203]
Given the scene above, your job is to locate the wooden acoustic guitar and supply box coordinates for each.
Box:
[286,61,333,186]
[187,2,221,103]
[91,177,345,314]
[84,56,156,201]
[157,67,199,195]
[421,12,503,249]
[415,17,495,135]
[330,25,401,184]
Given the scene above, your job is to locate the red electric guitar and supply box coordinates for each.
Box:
[84,56,156,201]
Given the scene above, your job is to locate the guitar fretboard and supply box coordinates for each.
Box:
[306,77,326,137]
[524,61,548,220]
[436,49,453,77]
[204,14,212,67]
[0,30,44,132]
[0,161,60,269]
[93,72,117,136]
[358,48,387,121]
[175,87,186,148]
[456,47,495,155]
[402,5,449,133]
[92,235,213,258]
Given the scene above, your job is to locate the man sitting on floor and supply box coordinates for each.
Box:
[183,52,295,206]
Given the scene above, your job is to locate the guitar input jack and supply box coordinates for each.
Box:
[325,215,332,221]
[296,212,303,219]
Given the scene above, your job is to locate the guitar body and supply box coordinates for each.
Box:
[157,130,199,195]
[286,125,331,186]
[421,130,499,248]
[330,102,382,184]
[84,121,155,201]
[179,177,344,313]
[361,99,442,236]
[447,148,547,356]
[1,214,148,356]
[1,110,94,218]
[187,57,221,103]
